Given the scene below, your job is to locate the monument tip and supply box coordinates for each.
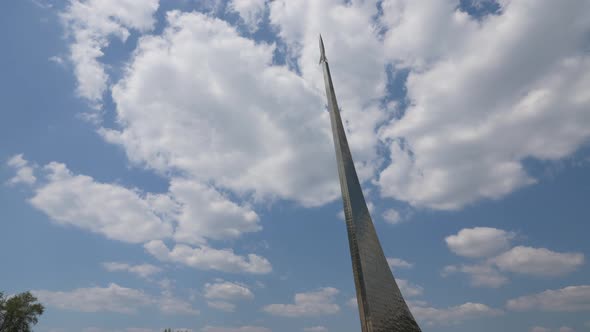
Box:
[319,34,327,64]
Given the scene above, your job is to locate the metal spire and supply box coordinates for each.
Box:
[319,35,422,332]
[319,34,327,64]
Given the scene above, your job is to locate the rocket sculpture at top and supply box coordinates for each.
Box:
[319,35,422,332]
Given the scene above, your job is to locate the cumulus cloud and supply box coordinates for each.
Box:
[60,0,159,105]
[206,301,236,312]
[303,327,327,332]
[80,328,182,332]
[102,262,162,279]
[53,0,590,233]
[445,227,515,258]
[168,179,260,245]
[531,327,575,332]
[6,154,36,185]
[397,279,424,297]
[34,283,154,314]
[506,285,590,312]
[19,159,268,273]
[34,283,198,316]
[145,240,272,274]
[443,229,583,286]
[81,329,156,332]
[158,291,200,315]
[411,302,502,326]
[100,10,340,208]
[263,287,340,317]
[201,327,271,332]
[492,246,584,277]
[378,0,590,209]
[442,264,508,288]
[382,208,402,225]
[204,280,254,301]
[29,162,173,243]
[228,0,267,32]
[203,279,254,312]
[387,257,414,270]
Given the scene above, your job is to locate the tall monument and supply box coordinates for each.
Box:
[319,35,422,332]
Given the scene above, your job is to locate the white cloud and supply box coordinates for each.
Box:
[263,287,340,317]
[23,158,263,255]
[51,0,590,237]
[78,328,174,332]
[203,280,254,301]
[168,179,260,245]
[444,229,583,284]
[49,55,65,66]
[492,246,584,277]
[6,154,36,185]
[396,279,423,297]
[101,10,340,208]
[411,302,502,326]
[228,0,266,32]
[102,262,162,279]
[29,162,173,243]
[60,0,159,105]
[207,301,236,312]
[387,257,413,270]
[531,327,551,332]
[158,291,200,316]
[531,328,575,332]
[346,297,357,308]
[202,327,270,332]
[442,264,508,288]
[33,283,154,314]
[203,279,254,311]
[16,157,268,275]
[31,0,53,9]
[382,208,402,225]
[39,163,171,240]
[7,154,29,169]
[445,227,515,258]
[378,0,590,210]
[34,283,198,316]
[144,240,272,274]
[506,285,590,312]
[303,327,327,332]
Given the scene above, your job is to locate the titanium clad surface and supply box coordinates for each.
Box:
[319,36,421,332]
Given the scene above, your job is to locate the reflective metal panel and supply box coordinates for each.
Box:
[320,35,421,332]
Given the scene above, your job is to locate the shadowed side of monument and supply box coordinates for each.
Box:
[319,35,422,332]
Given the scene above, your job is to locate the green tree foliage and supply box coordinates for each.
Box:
[0,291,44,332]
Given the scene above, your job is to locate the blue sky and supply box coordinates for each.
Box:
[1,1,589,332]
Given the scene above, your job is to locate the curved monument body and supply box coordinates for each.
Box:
[319,35,422,332]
